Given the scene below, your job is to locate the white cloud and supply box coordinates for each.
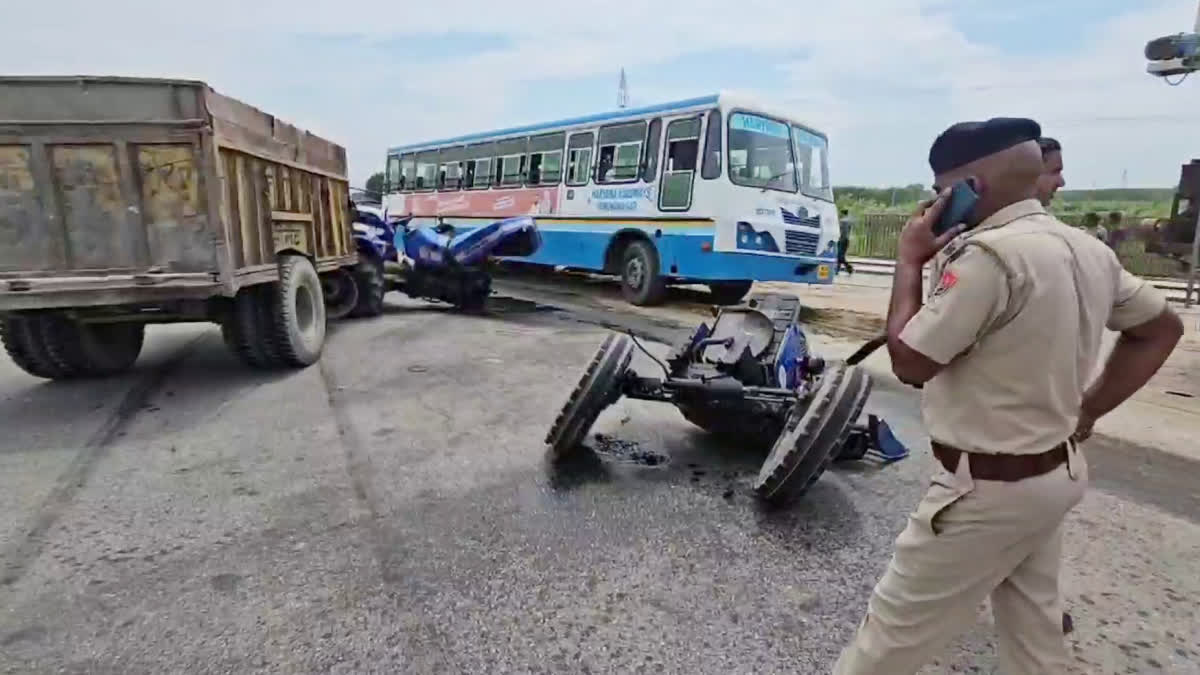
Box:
[2,0,1197,189]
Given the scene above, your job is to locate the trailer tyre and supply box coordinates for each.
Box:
[222,284,282,368]
[619,240,668,306]
[1,315,73,379]
[348,258,385,318]
[270,255,327,367]
[29,314,145,378]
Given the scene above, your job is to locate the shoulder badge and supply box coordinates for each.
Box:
[932,268,959,297]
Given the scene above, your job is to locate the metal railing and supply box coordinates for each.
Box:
[846,213,1187,280]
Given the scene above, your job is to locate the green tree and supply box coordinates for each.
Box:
[365,172,384,197]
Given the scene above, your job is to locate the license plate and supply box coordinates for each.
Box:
[273,224,308,253]
[817,264,831,280]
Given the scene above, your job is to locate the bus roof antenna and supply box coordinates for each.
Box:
[618,68,629,109]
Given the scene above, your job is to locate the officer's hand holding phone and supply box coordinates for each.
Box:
[897,180,976,266]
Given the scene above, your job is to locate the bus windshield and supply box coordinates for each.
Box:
[728,112,797,192]
[792,126,832,202]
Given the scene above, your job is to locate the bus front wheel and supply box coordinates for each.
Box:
[708,280,753,305]
[620,240,668,306]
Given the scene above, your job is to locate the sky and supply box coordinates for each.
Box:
[3,0,1198,190]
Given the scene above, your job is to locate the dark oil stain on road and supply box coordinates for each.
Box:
[590,433,669,467]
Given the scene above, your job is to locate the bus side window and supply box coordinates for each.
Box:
[642,118,662,183]
[661,116,701,211]
[527,132,565,186]
[465,141,495,189]
[596,121,646,184]
[566,131,594,187]
[399,153,416,192]
[386,155,401,193]
[701,109,722,180]
[414,149,438,190]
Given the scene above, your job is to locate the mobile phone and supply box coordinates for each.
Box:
[933,179,979,236]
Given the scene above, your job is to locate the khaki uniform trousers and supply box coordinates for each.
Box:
[834,443,1089,675]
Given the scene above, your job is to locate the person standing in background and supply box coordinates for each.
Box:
[1036,137,1065,207]
[838,208,855,275]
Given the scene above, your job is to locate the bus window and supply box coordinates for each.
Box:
[438,145,466,191]
[464,142,494,189]
[793,125,833,201]
[499,155,525,186]
[660,116,701,211]
[728,112,796,192]
[701,109,722,180]
[494,138,527,187]
[399,153,416,192]
[527,132,565,186]
[642,118,662,183]
[414,150,439,191]
[386,155,401,192]
[597,121,646,184]
[566,132,594,186]
[468,158,493,189]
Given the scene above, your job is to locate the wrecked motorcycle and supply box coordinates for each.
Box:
[342,205,542,316]
[545,293,908,505]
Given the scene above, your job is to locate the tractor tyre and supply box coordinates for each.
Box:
[754,363,871,505]
[545,333,633,460]
[348,258,386,319]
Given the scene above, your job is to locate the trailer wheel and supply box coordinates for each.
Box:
[270,255,327,367]
[619,240,667,306]
[222,284,281,368]
[33,314,144,378]
[545,333,633,460]
[348,258,385,318]
[754,363,871,505]
[322,269,360,321]
[708,280,753,306]
[1,315,73,379]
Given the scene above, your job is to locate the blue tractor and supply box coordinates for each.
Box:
[545,293,909,505]
[339,203,541,316]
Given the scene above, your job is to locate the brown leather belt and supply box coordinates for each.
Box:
[931,441,1069,482]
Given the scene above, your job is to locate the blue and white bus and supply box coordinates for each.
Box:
[383,92,839,305]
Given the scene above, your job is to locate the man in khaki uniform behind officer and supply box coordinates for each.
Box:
[833,118,1183,674]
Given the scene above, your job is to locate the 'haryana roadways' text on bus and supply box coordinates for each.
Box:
[382,92,839,306]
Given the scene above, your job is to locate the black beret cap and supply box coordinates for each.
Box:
[928,117,1042,174]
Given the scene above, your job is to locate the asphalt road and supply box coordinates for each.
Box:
[1,280,1198,674]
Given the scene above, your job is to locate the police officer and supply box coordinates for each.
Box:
[1035,133,1078,636]
[1036,136,1065,207]
[833,118,1183,674]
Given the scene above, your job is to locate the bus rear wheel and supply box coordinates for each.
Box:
[619,240,667,306]
[708,280,753,305]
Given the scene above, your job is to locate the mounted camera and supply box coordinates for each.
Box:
[1145,4,1200,78]
[1146,33,1200,77]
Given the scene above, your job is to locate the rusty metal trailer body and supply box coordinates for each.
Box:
[0,76,370,378]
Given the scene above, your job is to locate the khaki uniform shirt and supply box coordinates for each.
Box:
[899,199,1167,455]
